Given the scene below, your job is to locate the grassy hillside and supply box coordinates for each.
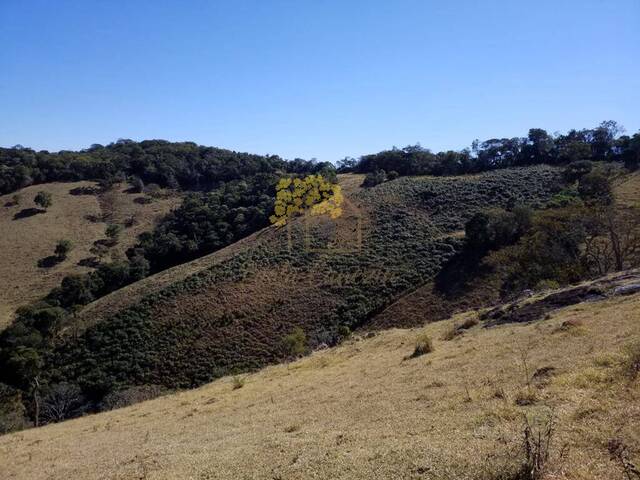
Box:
[0,182,180,328]
[2,278,638,479]
[47,166,559,397]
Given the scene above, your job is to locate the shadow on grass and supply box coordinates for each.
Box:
[13,208,45,220]
[38,255,63,268]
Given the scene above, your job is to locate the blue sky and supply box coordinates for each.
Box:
[1,0,638,162]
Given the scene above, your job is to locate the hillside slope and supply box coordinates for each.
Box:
[0,182,180,328]
[2,280,638,479]
[49,166,559,395]
[74,174,367,328]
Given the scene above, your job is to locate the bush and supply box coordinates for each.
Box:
[54,240,73,260]
[362,169,387,187]
[231,376,245,390]
[410,333,433,358]
[105,224,122,242]
[282,327,307,357]
[34,191,52,210]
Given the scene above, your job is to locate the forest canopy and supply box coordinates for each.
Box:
[341,121,640,178]
[0,139,335,195]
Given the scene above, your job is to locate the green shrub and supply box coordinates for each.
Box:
[34,191,52,210]
[362,169,387,187]
[55,240,73,260]
[282,327,307,357]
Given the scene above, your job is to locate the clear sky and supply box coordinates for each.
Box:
[1,0,639,162]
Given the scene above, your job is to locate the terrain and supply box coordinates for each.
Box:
[1,128,639,480]
[47,166,560,396]
[1,275,638,479]
[0,182,180,328]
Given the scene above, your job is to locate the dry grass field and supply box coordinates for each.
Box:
[0,182,180,328]
[1,287,638,479]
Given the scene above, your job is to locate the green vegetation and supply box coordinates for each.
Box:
[347,121,639,177]
[0,140,335,195]
[104,224,122,243]
[1,124,639,433]
[282,327,307,357]
[362,169,387,187]
[0,165,562,429]
[54,240,73,261]
[34,191,52,210]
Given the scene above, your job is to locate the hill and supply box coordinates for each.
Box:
[43,166,559,395]
[1,275,638,479]
[0,182,180,328]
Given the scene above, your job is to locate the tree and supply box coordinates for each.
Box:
[590,120,623,161]
[584,206,640,274]
[578,171,613,205]
[56,275,95,307]
[34,191,52,210]
[465,207,531,254]
[621,132,640,171]
[337,157,357,172]
[41,383,85,423]
[105,224,122,243]
[563,160,593,183]
[54,240,73,260]
[503,207,588,293]
[523,128,554,164]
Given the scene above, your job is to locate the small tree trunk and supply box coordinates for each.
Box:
[33,377,40,427]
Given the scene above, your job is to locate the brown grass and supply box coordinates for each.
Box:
[615,171,640,208]
[0,182,179,329]
[1,291,638,479]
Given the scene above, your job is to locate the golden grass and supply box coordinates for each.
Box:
[615,171,640,208]
[1,293,638,479]
[0,182,179,329]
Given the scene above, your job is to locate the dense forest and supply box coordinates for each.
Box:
[0,139,334,195]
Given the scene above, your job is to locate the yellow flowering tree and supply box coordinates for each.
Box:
[270,174,343,226]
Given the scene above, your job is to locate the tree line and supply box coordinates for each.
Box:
[340,121,639,186]
[0,139,334,195]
